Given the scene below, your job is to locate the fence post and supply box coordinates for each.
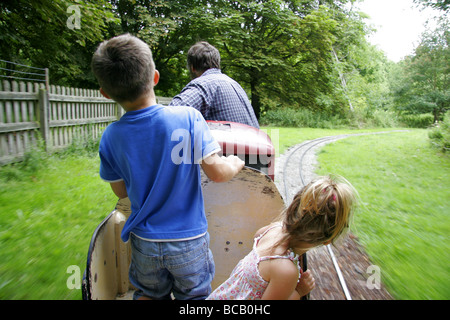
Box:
[45,68,49,92]
[38,88,50,152]
[116,103,124,120]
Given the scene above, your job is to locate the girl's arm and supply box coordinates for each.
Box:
[260,260,316,300]
[260,259,299,300]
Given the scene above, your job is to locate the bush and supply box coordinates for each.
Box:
[260,107,406,129]
[347,108,401,128]
[61,129,101,157]
[370,109,401,128]
[0,130,102,181]
[259,108,348,129]
[0,144,48,181]
[428,111,450,152]
[400,113,435,128]
[258,106,437,130]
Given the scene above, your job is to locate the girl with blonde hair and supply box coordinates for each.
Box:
[207,175,358,300]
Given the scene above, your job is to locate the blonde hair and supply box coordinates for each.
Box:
[281,175,358,247]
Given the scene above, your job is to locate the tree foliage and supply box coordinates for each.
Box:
[0,0,117,87]
[1,0,445,123]
[201,1,347,118]
[392,17,449,121]
[413,0,450,12]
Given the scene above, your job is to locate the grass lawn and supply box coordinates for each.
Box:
[313,129,450,299]
[0,127,448,299]
[0,155,117,299]
[261,126,403,155]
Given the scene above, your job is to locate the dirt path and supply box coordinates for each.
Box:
[274,136,394,300]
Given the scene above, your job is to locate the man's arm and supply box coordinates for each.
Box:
[201,153,244,183]
[169,85,209,115]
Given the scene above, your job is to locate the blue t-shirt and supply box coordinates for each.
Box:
[99,104,221,242]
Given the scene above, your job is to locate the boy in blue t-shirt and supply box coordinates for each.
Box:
[91,34,244,300]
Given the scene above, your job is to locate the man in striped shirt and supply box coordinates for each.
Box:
[170,41,259,129]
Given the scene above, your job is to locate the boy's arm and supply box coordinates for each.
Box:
[109,180,128,199]
[201,153,245,183]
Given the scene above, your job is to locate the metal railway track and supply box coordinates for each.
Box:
[282,134,354,300]
[281,130,409,300]
[283,130,408,300]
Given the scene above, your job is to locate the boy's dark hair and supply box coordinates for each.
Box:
[187,41,221,72]
[91,33,155,103]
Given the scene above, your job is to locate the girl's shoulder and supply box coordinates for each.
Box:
[269,257,299,278]
[259,254,300,293]
[253,222,282,239]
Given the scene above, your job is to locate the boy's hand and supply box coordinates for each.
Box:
[201,154,244,183]
[296,269,315,297]
[222,155,245,171]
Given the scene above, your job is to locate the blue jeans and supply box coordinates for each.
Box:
[129,232,215,300]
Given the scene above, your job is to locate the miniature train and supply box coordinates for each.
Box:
[82,121,305,300]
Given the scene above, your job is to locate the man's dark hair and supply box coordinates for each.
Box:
[187,41,221,72]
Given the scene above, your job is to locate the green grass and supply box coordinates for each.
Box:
[314,129,450,299]
[262,126,405,155]
[0,155,117,299]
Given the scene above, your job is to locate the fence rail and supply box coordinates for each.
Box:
[0,59,49,85]
[0,79,171,165]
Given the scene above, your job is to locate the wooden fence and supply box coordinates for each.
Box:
[0,79,171,165]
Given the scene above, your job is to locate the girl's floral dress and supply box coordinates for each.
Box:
[207,223,301,300]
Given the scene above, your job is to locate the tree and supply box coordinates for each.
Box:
[0,0,117,87]
[190,0,359,118]
[392,17,449,122]
[1,0,377,120]
[109,0,359,117]
[107,0,197,96]
[413,0,450,12]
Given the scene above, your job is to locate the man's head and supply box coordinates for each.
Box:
[187,41,220,79]
[91,34,156,104]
